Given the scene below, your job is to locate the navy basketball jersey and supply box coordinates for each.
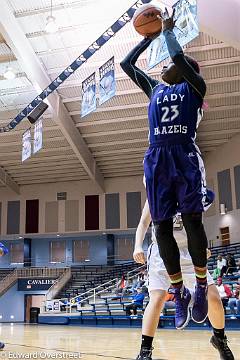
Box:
[148,81,203,145]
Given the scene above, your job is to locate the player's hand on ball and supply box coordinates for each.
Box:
[0,248,4,257]
[133,247,145,264]
[162,7,176,32]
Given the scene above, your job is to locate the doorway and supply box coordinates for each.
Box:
[24,295,45,322]
[220,226,230,246]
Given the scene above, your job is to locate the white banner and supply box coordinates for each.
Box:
[81,73,97,118]
[33,118,43,154]
[99,57,116,105]
[147,0,199,69]
[22,129,31,162]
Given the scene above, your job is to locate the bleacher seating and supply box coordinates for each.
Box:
[0,268,15,281]
[39,243,240,329]
[57,262,139,299]
[208,242,240,272]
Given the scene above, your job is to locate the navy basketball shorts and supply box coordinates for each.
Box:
[143,144,214,222]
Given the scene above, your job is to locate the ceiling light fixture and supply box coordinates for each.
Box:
[3,66,16,80]
[45,0,58,33]
[3,43,16,80]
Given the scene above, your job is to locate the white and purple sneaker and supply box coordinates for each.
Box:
[174,286,192,330]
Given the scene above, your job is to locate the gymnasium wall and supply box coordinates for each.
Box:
[0,175,146,236]
[204,131,240,245]
[0,283,46,322]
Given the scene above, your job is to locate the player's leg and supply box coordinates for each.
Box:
[0,342,4,350]
[144,147,191,330]
[136,243,170,360]
[181,212,208,323]
[136,290,166,360]
[208,284,235,360]
[177,149,214,323]
[125,304,132,316]
[154,219,192,329]
[183,262,235,360]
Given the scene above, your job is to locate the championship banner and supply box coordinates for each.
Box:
[22,129,31,162]
[81,73,96,118]
[99,57,116,105]
[33,118,43,154]
[147,0,198,69]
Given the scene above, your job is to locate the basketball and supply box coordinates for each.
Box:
[133,4,162,37]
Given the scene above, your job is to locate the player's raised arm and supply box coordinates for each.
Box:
[120,38,159,99]
[162,8,206,99]
[133,200,151,264]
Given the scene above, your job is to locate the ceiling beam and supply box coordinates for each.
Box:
[72,102,240,117]
[76,115,147,128]
[65,85,240,106]
[198,128,240,138]
[83,127,148,139]
[93,147,146,157]
[0,1,104,192]
[45,42,235,75]
[0,166,20,194]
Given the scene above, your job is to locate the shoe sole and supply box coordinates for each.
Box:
[192,310,208,324]
[210,339,225,360]
[176,302,192,330]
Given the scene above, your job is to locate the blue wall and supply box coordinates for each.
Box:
[0,240,24,269]
[31,235,107,267]
[0,231,151,268]
[0,283,46,322]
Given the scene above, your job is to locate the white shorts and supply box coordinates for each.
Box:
[147,243,214,292]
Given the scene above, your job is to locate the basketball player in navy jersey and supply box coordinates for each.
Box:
[0,242,8,350]
[121,9,212,329]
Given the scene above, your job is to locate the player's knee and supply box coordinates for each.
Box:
[153,219,173,242]
[208,285,222,306]
[182,213,208,247]
[149,290,166,306]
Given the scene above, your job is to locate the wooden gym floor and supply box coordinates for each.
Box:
[0,324,239,360]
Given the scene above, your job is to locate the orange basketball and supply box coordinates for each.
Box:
[133,4,162,37]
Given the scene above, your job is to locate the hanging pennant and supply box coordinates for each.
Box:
[81,73,97,118]
[22,129,31,162]
[99,57,116,105]
[33,119,43,154]
[147,0,199,69]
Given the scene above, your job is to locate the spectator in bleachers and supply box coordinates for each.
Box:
[122,278,135,296]
[213,255,226,280]
[125,287,145,317]
[136,270,145,288]
[113,274,126,299]
[216,277,232,313]
[226,254,237,275]
[228,278,240,318]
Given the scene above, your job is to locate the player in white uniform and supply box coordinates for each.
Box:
[134,200,234,360]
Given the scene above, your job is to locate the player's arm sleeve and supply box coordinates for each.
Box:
[120,38,159,99]
[163,29,206,98]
